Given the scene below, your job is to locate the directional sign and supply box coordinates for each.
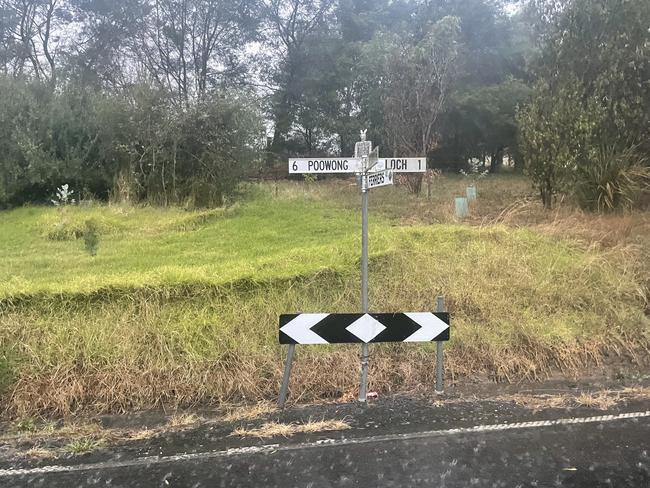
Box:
[366,146,380,171]
[289,158,361,174]
[376,157,426,173]
[366,169,393,189]
[279,312,450,344]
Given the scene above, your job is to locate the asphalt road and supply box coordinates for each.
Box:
[5,411,650,488]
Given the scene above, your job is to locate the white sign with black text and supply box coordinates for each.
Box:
[289,158,362,174]
[365,169,394,189]
[375,157,426,173]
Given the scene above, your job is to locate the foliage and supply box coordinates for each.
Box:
[447,79,531,172]
[519,0,650,209]
[83,219,99,256]
[518,78,605,208]
[574,146,650,212]
[51,184,75,206]
[364,16,461,157]
[459,160,489,180]
[0,79,264,207]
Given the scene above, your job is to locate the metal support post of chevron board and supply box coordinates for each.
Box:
[278,343,295,408]
[435,295,446,394]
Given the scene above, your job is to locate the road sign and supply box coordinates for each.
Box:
[366,169,393,189]
[376,157,426,173]
[279,312,450,344]
[289,158,361,174]
[367,146,380,171]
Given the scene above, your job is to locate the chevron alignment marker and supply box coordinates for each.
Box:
[279,313,450,345]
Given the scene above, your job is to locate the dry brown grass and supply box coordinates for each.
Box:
[21,447,59,459]
[574,392,618,409]
[505,394,572,411]
[620,386,650,397]
[167,413,203,429]
[232,418,350,439]
[4,334,649,419]
[222,402,276,423]
[0,410,211,459]
[503,387,650,412]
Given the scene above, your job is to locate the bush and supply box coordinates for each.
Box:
[575,146,650,211]
[83,219,100,256]
[0,78,264,208]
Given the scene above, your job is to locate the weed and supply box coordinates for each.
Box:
[222,402,276,423]
[83,219,99,256]
[22,447,58,459]
[64,438,103,454]
[575,392,618,410]
[15,418,37,433]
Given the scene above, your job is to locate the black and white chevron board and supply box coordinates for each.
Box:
[279,312,450,344]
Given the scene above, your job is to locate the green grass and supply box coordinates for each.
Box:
[0,176,648,417]
[0,200,391,298]
[64,438,103,455]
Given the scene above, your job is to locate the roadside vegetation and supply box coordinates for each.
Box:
[0,0,648,421]
[1,175,648,417]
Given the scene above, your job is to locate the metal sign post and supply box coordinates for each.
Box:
[359,160,370,402]
[279,128,444,407]
[356,131,372,402]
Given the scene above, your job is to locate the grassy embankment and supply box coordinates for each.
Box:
[0,175,648,417]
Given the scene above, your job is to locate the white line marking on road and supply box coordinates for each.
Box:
[1,410,648,477]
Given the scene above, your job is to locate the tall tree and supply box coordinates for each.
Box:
[262,0,334,157]
[519,0,650,209]
[136,0,259,105]
[1,0,65,85]
[363,16,461,158]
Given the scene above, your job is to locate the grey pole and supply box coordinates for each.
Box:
[435,295,445,394]
[278,343,296,408]
[358,181,370,402]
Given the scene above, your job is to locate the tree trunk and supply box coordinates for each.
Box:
[541,177,553,209]
[489,147,504,173]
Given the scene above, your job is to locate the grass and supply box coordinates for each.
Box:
[64,438,104,455]
[232,419,350,438]
[503,389,641,411]
[0,174,648,417]
[0,200,369,297]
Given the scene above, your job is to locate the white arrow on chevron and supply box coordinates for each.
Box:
[403,313,449,342]
[280,313,329,344]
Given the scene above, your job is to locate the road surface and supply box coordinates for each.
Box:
[3,407,649,487]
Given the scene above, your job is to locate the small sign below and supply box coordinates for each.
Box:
[289,158,361,174]
[376,157,426,173]
[366,169,393,189]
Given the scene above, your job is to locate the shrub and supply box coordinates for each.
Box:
[575,146,650,211]
[83,219,100,256]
